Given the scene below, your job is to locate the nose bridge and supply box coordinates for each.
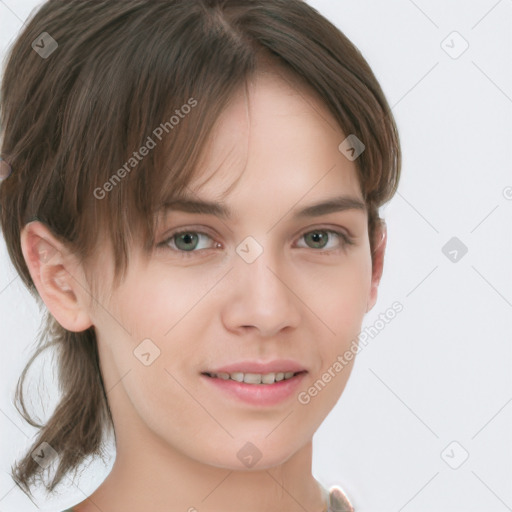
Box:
[242,242,281,293]
[224,234,301,334]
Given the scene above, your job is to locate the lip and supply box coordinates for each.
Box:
[201,370,307,406]
[206,359,307,374]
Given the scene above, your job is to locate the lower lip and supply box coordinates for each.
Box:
[201,372,307,406]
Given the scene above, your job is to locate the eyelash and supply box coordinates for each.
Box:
[157,226,355,259]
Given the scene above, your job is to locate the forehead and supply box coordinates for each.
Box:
[158,67,364,225]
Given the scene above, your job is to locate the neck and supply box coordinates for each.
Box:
[77,420,326,512]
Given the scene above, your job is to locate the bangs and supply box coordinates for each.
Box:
[1,0,400,296]
[62,3,260,288]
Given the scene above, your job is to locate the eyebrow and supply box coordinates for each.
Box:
[159,194,366,220]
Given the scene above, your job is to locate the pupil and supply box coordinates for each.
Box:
[308,231,327,248]
[177,233,197,251]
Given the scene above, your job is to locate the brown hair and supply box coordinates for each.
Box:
[0,0,401,497]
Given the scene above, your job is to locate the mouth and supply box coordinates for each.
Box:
[200,370,308,406]
[202,370,307,384]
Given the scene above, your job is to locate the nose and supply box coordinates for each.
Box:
[220,244,302,338]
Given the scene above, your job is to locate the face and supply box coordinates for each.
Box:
[54,69,384,470]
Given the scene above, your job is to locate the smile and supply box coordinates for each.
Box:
[203,371,304,384]
[201,371,308,406]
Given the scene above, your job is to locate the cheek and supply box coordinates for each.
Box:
[294,258,370,416]
[98,270,208,437]
[297,249,372,401]
[297,248,373,333]
[109,266,214,341]
[102,266,221,400]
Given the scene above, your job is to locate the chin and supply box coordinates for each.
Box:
[195,435,307,471]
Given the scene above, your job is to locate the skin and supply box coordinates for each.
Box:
[20,67,386,512]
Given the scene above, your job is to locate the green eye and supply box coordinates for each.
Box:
[158,227,354,258]
[304,230,330,249]
[298,229,354,251]
[162,231,215,254]
[174,232,200,251]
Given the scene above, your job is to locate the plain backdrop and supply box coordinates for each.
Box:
[1,1,511,511]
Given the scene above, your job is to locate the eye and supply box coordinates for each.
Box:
[159,230,218,256]
[296,228,354,252]
[158,226,355,258]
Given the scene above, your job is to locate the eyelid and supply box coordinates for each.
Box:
[292,223,354,244]
[158,224,355,256]
[158,226,218,254]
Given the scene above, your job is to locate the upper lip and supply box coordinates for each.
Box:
[204,359,307,375]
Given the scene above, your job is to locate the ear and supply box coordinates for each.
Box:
[366,220,387,313]
[20,221,93,332]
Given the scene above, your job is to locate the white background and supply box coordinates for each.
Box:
[1,1,511,511]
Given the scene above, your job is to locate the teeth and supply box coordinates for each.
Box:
[208,371,300,384]
[261,373,276,384]
[230,372,244,382]
[244,373,263,384]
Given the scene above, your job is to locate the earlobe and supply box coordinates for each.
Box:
[20,221,93,332]
[366,220,387,313]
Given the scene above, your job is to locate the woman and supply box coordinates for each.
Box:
[0,1,401,510]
